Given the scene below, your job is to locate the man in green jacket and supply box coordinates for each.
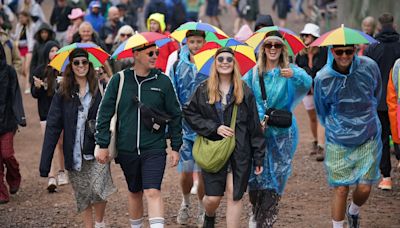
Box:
[95,43,182,228]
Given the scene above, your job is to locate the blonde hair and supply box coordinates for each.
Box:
[207,48,244,105]
[257,36,290,74]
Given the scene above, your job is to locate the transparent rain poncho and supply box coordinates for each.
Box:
[243,64,312,194]
[313,49,382,186]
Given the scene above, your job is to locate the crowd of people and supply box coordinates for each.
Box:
[0,0,399,228]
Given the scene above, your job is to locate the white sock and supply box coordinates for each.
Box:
[182,194,190,206]
[130,218,143,228]
[95,221,106,228]
[149,217,164,228]
[348,201,360,215]
[198,200,205,213]
[332,220,344,228]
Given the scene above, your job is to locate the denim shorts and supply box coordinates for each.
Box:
[116,150,167,192]
[177,139,200,173]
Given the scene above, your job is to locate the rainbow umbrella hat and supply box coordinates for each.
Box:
[194,38,256,76]
[170,21,228,43]
[111,32,172,60]
[246,26,305,56]
[49,43,109,72]
[310,24,378,46]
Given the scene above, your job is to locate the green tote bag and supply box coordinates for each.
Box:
[193,105,238,173]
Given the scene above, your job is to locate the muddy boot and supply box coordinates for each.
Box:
[316,146,325,162]
[203,214,215,228]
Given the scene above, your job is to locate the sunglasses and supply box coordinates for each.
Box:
[217,56,234,63]
[72,59,89,66]
[120,33,132,37]
[333,48,355,56]
[264,43,283,49]
[146,50,159,57]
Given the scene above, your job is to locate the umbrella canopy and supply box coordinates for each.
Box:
[194,38,256,76]
[310,24,378,46]
[49,43,109,72]
[170,21,229,43]
[246,26,305,56]
[111,32,172,60]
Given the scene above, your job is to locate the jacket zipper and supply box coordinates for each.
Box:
[134,72,157,155]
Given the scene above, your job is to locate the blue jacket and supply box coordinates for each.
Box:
[85,2,105,32]
[314,51,382,147]
[243,64,311,194]
[39,88,102,177]
[169,45,208,141]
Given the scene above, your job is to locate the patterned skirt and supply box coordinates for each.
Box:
[68,159,117,213]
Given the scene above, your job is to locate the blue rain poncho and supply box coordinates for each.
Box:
[314,50,382,186]
[169,45,208,141]
[243,64,312,194]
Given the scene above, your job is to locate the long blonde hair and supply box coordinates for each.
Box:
[207,47,244,105]
[257,32,290,74]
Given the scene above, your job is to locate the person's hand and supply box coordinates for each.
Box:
[217,125,234,138]
[96,148,110,164]
[33,76,43,88]
[254,166,263,175]
[169,150,179,167]
[261,115,269,130]
[280,68,293,78]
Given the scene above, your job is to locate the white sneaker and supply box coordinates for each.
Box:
[196,210,205,227]
[57,170,69,186]
[47,177,57,193]
[248,214,257,228]
[177,204,190,225]
[190,181,199,195]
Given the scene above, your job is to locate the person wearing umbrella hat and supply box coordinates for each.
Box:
[183,47,265,228]
[243,32,312,228]
[169,29,208,226]
[40,48,116,227]
[314,44,382,228]
[95,42,182,228]
[295,23,327,161]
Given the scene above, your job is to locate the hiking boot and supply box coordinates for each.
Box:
[378,177,392,190]
[177,204,190,225]
[9,186,19,195]
[316,146,325,162]
[47,177,57,193]
[196,210,205,227]
[203,214,215,228]
[346,205,360,228]
[57,170,69,186]
[310,141,318,155]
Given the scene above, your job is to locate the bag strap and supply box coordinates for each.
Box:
[115,71,125,116]
[229,104,238,129]
[258,68,293,110]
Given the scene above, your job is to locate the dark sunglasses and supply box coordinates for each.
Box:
[333,48,355,56]
[120,33,132,37]
[146,50,159,57]
[72,59,89,66]
[264,43,283,49]
[217,56,234,63]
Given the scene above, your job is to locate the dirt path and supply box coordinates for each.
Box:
[1,1,400,227]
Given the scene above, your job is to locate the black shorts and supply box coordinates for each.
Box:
[206,0,219,16]
[116,150,167,193]
[201,161,232,197]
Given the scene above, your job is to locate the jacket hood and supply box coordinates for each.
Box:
[147,13,166,33]
[375,26,400,43]
[325,46,360,77]
[42,41,60,64]
[34,23,56,42]
[255,14,274,30]
[0,43,6,68]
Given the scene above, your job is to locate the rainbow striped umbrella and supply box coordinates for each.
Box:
[170,21,228,42]
[194,38,256,76]
[246,26,305,56]
[310,24,378,46]
[111,32,173,60]
[49,43,109,72]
